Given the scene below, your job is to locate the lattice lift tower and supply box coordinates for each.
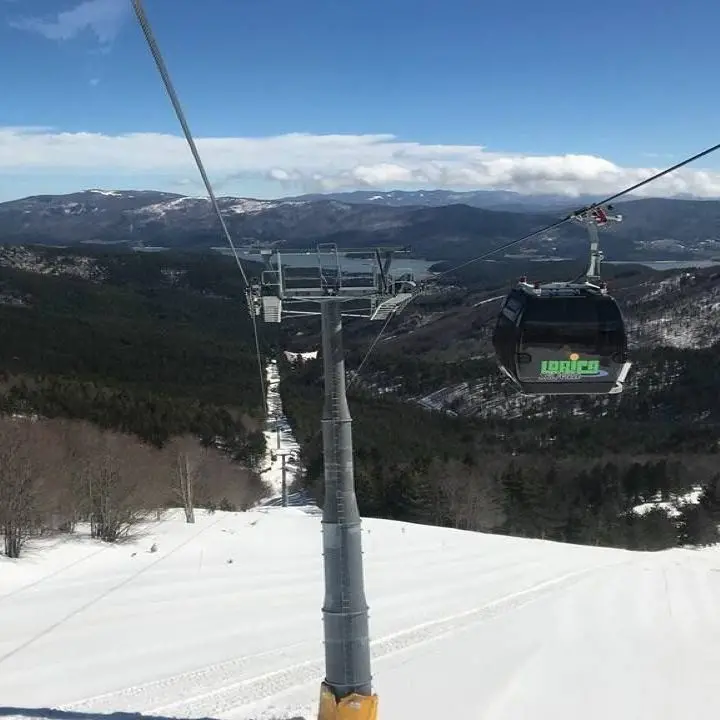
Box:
[250,244,417,720]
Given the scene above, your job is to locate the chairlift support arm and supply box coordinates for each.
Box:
[571,204,622,284]
[251,243,417,322]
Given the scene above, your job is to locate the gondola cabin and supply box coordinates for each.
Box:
[492,279,632,395]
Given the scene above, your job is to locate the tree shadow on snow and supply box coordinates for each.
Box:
[0,708,306,720]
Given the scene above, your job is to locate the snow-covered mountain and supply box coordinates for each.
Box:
[287,188,607,212]
[0,189,452,253]
[0,189,304,246]
[1,189,720,261]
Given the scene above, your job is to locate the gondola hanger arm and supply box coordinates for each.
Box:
[570,204,622,285]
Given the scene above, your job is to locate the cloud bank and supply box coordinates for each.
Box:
[1,126,719,199]
[8,0,128,46]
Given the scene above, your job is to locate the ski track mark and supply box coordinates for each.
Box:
[0,515,226,668]
[61,641,315,713]
[0,545,110,603]
[67,559,627,717]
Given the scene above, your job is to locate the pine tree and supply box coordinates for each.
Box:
[677,505,720,547]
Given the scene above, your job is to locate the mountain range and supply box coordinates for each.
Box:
[286,188,608,212]
[1,189,719,263]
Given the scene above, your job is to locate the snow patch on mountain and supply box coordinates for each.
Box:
[633,487,703,519]
[225,199,277,214]
[87,189,121,197]
[626,271,720,350]
[0,246,105,283]
[284,350,319,363]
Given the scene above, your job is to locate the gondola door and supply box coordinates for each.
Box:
[516,294,617,394]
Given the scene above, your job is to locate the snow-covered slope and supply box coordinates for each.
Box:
[258,359,301,501]
[633,488,704,518]
[1,509,719,719]
[0,245,105,282]
[625,270,720,349]
[0,190,409,248]
[400,267,720,420]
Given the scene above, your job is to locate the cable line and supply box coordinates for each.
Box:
[131,0,720,402]
[131,0,267,414]
[351,140,720,383]
[435,141,720,279]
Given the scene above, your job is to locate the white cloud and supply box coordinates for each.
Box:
[8,0,128,46]
[1,126,719,199]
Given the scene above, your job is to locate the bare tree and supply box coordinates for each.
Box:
[0,410,266,556]
[80,426,158,542]
[40,418,94,533]
[165,435,206,523]
[429,457,505,532]
[0,417,60,557]
[203,444,267,511]
[164,436,266,519]
[0,423,36,557]
[49,421,170,538]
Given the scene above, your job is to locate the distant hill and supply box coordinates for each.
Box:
[1,189,720,264]
[286,188,606,212]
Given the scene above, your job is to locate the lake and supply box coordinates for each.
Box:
[143,244,719,277]
[606,259,720,270]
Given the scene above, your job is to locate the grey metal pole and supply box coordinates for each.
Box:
[319,298,372,700]
[281,453,288,508]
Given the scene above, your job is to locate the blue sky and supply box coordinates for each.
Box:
[1,0,719,201]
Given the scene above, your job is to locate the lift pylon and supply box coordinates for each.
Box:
[253,244,417,720]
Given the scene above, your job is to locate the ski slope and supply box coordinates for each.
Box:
[2,508,719,719]
[259,359,300,500]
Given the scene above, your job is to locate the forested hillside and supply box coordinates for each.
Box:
[279,349,720,552]
[0,246,272,558]
[279,260,720,551]
[0,246,267,452]
[1,244,718,557]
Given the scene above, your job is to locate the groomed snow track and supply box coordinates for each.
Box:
[1,509,719,719]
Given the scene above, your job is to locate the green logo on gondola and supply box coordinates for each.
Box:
[540,353,606,377]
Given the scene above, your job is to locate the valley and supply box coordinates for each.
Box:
[0,201,718,563]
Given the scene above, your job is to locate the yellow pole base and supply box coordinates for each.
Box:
[318,681,379,720]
